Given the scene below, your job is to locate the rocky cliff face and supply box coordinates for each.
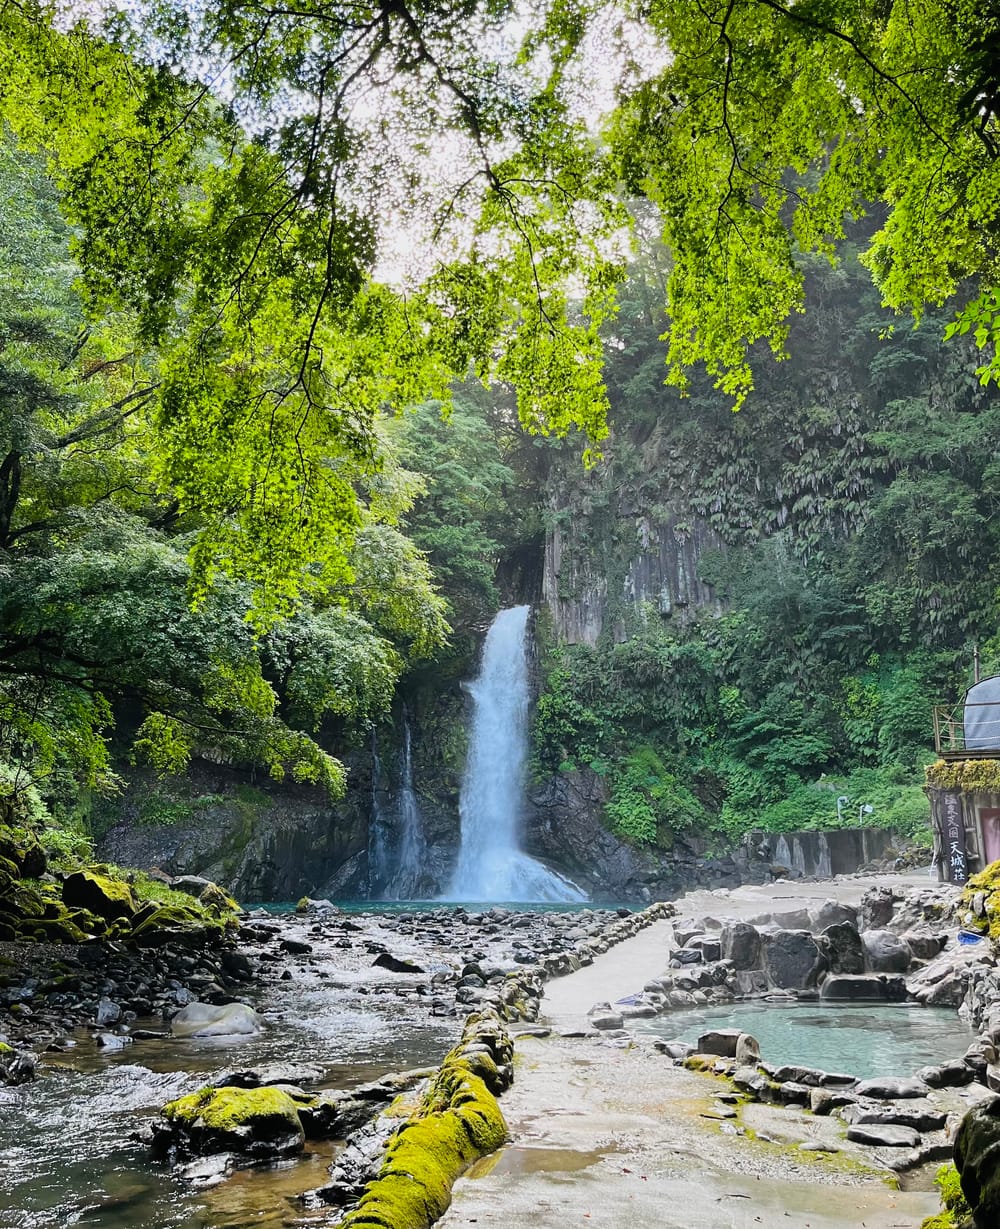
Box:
[542,494,724,646]
[96,759,371,901]
[524,768,739,900]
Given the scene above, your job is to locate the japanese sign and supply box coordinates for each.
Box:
[940,791,968,885]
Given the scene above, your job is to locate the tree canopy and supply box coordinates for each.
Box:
[1,0,997,619]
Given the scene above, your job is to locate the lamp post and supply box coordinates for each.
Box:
[836,795,849,824]
[859,803,873,827]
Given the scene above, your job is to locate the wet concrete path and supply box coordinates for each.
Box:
[440,879,943,1229]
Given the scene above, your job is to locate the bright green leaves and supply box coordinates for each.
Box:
[946,289,1000,385]
[607,0,1000,403]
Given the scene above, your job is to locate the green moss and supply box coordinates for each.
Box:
[164,1086,301,1133]
[926,759,1000,792]
[340,1029,508,1229]
[960,864,1000,944]
[61,869,136,920]
[682,1055,720,1073]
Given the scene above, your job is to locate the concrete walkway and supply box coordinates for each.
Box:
[440,883,944,1229]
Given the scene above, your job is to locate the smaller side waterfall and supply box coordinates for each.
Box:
[388,714,428,899]
[367,732,392,895]
[367,712,428,900]
[447,605,586,903]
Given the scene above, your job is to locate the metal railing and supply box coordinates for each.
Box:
[933,701,1000,755]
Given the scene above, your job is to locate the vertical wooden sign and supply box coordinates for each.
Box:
[940,791,968,885]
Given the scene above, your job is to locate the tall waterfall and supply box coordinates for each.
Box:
[447,605,586,903]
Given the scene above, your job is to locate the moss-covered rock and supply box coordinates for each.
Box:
[159,1085,305,1161]
[960,864,1000,946]
[340,1011,510,1229]
[954,1099,1000,1228]
[128,903,226,947]
[62,870,137,920]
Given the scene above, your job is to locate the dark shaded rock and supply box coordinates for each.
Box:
[95,1032,133,1050]
[859,886,896,931]
[721,922,761,971]
[371,952,424,974]
[819,974,907,1002]
[0,1044,35,1085]
[697,1029,742,1058]
[809,900,858,931]
[761,930,827,990]
[62,871,136,921]
[220,1063,325,1089]
[280,938,313,955]
[956,1095,1000,1228]
[861,929,912,974]
[820,921,864,975]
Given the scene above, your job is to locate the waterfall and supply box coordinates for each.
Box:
[774,835,793,871]
[367,731,392,895]
[447,605,587,903]
[388,713,427,899]
[367,713,427,900]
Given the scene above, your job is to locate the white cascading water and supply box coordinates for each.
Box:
[447,605,587,903]
[388,714,427,899]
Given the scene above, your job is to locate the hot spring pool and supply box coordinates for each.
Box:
[632,1000,972,1080]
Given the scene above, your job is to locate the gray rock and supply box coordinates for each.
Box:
[685,935,721,962]
[653,1039,695,1060]
[859,886,897,931]
[697,1029,742,1058]
[854,1076,930,1099]
[768,1063,856,1088]
[861,929,912,973]
[772,909,812,931]
[170,1002,263,1038]
[900,927,946,961]
[809,901,858,932]
[173,1153,237,1186]
[842,1102,947,1132]
[810,1087,857,1115]
[820,921,864,975]
[220,1063,325,1088]
[95,1032,132,1050]
[735,1033,761,1065]
[0,1047,36,1084]
[820,973,907,1002]
[918,1060,975,1088]
[847,1123,921,1148]
[95,997,122,1026]
[776,1080,811,1105]
[761,930,827,990]
[589,1011,624,1030]
[721,922,761,971]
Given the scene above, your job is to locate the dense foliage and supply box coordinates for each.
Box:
[1,0,998,864]
[0,0,996,618]
[531,239,1000,848]
[0,143,448,834]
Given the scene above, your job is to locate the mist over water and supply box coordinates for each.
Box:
[448,606,586,903]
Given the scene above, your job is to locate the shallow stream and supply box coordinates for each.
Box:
[0,993,453,1229]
